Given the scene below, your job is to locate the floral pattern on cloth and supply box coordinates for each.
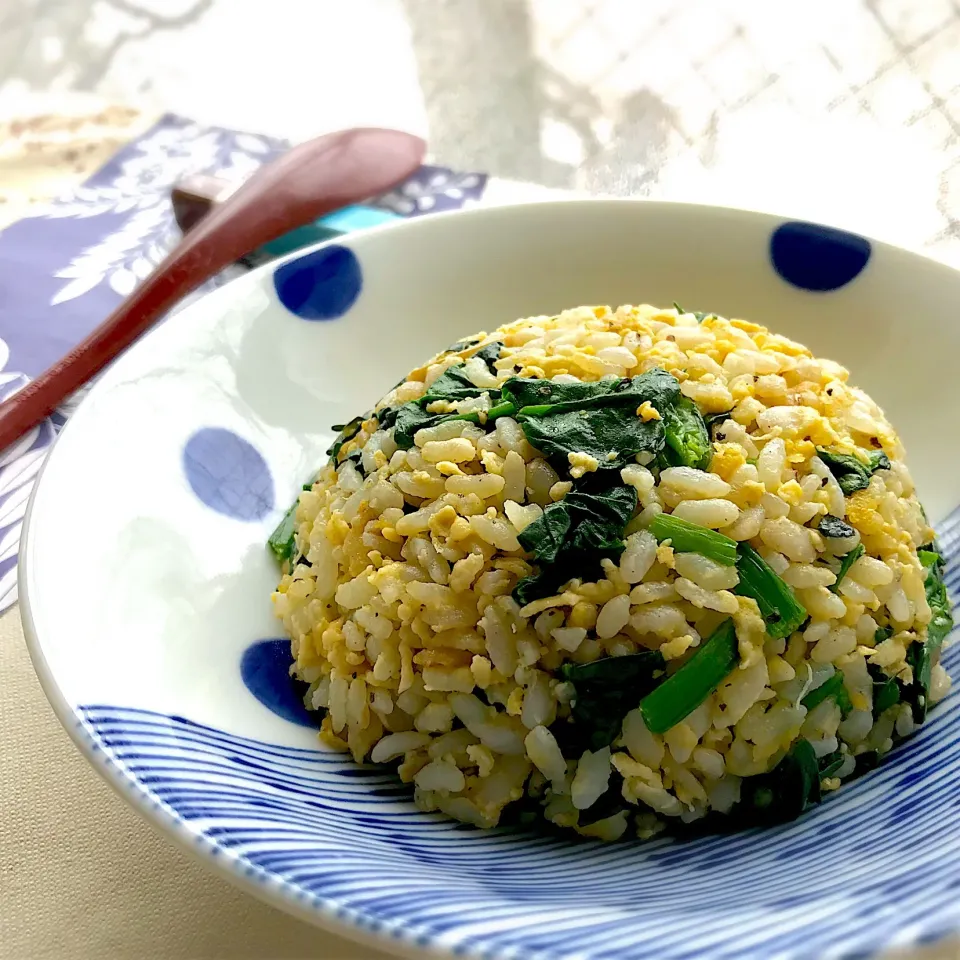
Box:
[0,113,487,613]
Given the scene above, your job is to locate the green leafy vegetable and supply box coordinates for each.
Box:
[736,739,821,825]
[648,513,738,566]
[560,650,666,750]
[684,741,845,833]
[672,301,711,323]
[517,502,572,566]
[484,400,519,421]
[327,414,366,465]
[268,502,298,567]
[704,410,735,439]
[874,625,893,644]
[393,397,518,449]
[816,448,891,495]
[874,676,900,715]
[817,749,846,779]
[661,395,712,471]
[267,471,324,567]
[504,369,680,473]
[384,358,509,449]
[442,337,502,368]
[564,487,640,548]
[900,545,953,722]
[390,404,449,448]
[471,340,503,373]
[801,670,853,716]
[444,335,481,353]
[734,543,808,639]
[506,367,682,416]
[866,658,901,717]
[514,485,638,605]
[341,450,365,474]
[389,403,517,450]
[818,514,856,541]
[422,365,496,404]
[830,543,865,594]
[639,619,739,734]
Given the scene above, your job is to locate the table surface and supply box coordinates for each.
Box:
[4,1,960,950]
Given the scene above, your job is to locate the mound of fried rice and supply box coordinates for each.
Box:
[272,304,952,841]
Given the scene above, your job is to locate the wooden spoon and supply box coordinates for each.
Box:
[0,127,425,452]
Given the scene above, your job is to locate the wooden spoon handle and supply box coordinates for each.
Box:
[0,127,425,452]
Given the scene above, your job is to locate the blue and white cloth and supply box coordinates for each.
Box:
[0,114,487,612]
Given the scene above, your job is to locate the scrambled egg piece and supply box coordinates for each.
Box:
[637,400,661,421]
[568,450,600,478]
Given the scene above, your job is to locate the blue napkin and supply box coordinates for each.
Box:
[0,113,487,611]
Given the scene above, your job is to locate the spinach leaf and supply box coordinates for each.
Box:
[374,404,400,430]
[342,450,366,476]
[704,410,735,440]
[687,741,836,832]
[661,395,712,471]
[505,368,680,415]
[471,340,502,374]
[639,619,739,734]
[874,676,901,715]
[560,650,666,750]
[736,739,821,826]
[818,514,856,541]
[442,338,502,370]
[513,568,568,607]
[735,543,808,639]
[514,485,638,605]
[505,369,680,472]
[516,407,664,472]
[423,365,495,403]
[817,749,846,779]
[672,301,711,323]
[445,335,482,352]
[385,359,507,449]
[563,487,638,544]
[390,404,452,449]
[517,502,571,565]
[267,501,298,567]
[901,545,953,723]
[268,471,323,568]
[830,543,865,594]
[874,625,893,644]
[801,670,853,716]
[816,448,891,495]
[326,414,366,464]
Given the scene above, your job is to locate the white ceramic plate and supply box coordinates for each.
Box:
[22,201,960,959]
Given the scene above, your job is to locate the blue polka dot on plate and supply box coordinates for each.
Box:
[240,638,315,727]
[273,244,362,320]
[770,221,871,292]
[183,427,274,521]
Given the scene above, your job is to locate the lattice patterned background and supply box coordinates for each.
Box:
[3,0,960,268]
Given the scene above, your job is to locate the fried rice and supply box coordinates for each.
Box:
[270,303,953,841]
